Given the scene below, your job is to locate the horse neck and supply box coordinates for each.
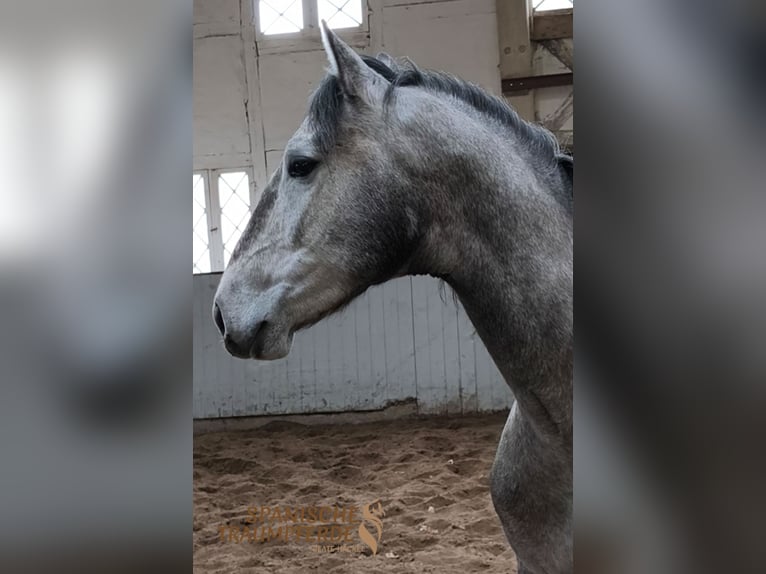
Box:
[415,137,573,439]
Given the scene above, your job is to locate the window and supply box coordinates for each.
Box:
[259,0,304,35]
[218,172,252,268]
[533,0,573,11]
[316,0,363,30]
[257,0,364,36]
[192,169,254,274]
[193,174,211,274]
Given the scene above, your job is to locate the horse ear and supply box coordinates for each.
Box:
[320,21,383,100]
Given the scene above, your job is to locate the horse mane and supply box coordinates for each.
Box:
[308,54,572,176]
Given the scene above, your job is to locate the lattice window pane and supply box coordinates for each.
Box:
[317,0,363,30]
[534,0,573,12]
[218,172,251,268]
[193,174,211,274]
[259,0,304,35]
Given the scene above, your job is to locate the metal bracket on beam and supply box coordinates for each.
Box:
[502,72,573,95]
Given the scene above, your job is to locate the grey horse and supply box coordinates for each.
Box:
[213,23,572,574]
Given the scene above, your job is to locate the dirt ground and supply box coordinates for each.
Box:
[194,412,517,573]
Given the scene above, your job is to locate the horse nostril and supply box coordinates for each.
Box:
[213,302,226,336]
[223,333,247,357]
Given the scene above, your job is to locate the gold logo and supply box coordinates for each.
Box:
[217,501,386,555]
[358,500,385,555]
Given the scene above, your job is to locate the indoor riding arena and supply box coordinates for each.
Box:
[193,0,573,572]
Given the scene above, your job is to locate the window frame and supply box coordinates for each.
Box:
[533,0,573,13]
[254,0,369,55]
[193,167,256,275]
[193,170,215,275]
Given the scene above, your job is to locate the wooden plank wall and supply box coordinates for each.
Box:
[193,274,512,419]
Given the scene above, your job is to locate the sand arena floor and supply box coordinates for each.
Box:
[194,412,517,573]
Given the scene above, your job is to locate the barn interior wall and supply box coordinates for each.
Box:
[194,274,510,419]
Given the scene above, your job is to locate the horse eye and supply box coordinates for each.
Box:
[288,157,318,178]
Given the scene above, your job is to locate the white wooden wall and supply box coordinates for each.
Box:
[193,274,511,418]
